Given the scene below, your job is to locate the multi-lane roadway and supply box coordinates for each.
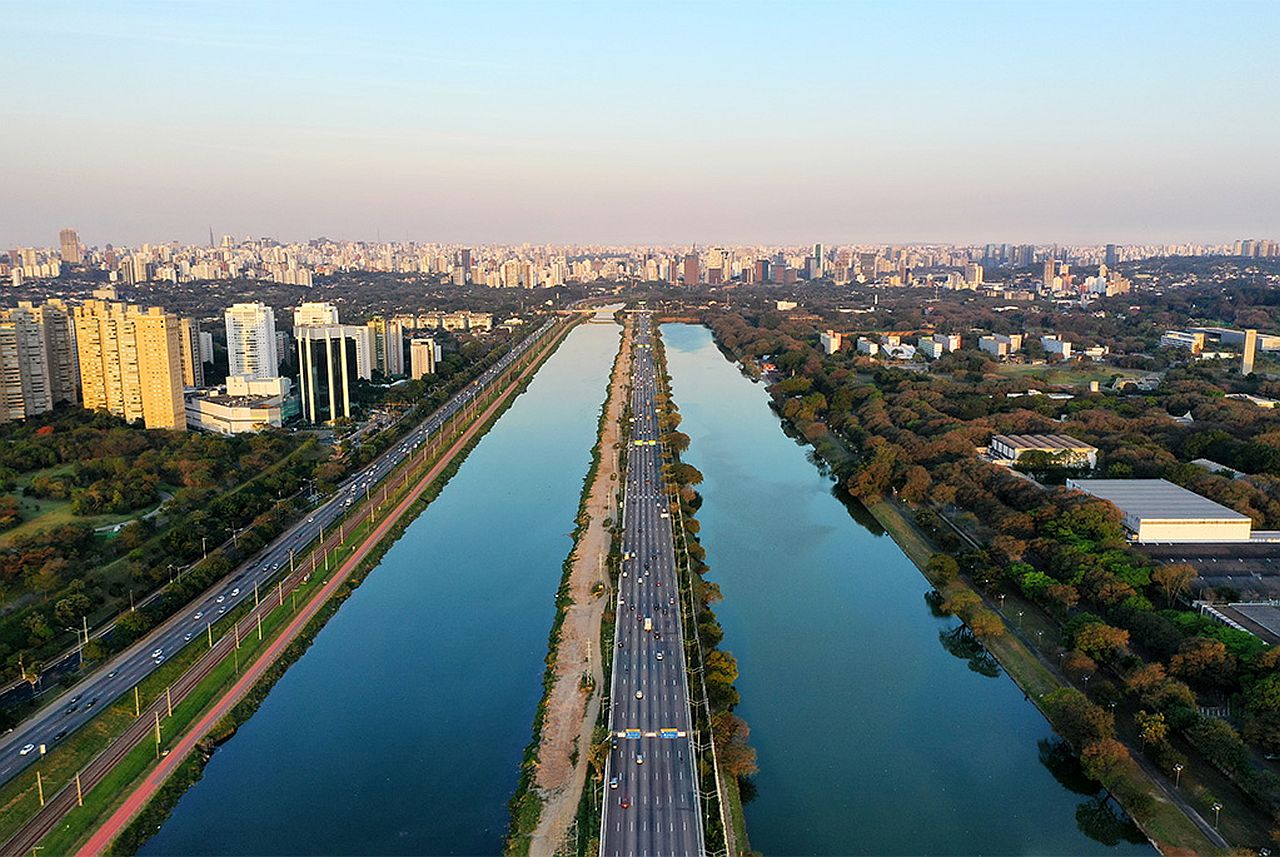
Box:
[601,313,704,856]
[0,319,556,787]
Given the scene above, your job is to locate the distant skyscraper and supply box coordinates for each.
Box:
[1105,244,1118,268]
[73,300,186,430]
[813,243,825,277]
[22,299,78,405]
[59,228,82,264]
[682,253,700,286]
[225,302,279,380]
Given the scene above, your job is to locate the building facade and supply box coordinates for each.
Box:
[225,302,279,380]
[73,300,187,429]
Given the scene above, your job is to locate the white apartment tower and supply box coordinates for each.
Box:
[225,302,280,380]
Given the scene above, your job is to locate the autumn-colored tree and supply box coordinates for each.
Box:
[1063,649,1098,678]
[968,608,1005,640]
[1170,637,1236,688]
[1135,710,1168,748]
[1151,562,1198,606]
[1081,738,1130,787]
[899,465,932,503]
[1074,622,1130,661]
[712,711,758,778]
[941,590,981,618]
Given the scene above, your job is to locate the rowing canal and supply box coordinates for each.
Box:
[660,322,1153,855]
[142,318,621,855]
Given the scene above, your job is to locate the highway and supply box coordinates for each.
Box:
[601,313,704,857]
[0,319,556,788]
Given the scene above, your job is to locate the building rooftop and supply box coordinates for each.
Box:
[991,433,1096,451]
[1067,478,1251,522]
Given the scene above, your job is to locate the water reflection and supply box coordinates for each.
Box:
[1040,738,1149,846]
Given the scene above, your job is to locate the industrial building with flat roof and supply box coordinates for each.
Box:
[1066,478,1253,543]
[989,433,1098,468]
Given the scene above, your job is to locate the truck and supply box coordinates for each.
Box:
[644,617,653,633]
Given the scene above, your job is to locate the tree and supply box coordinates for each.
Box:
[1081,738,1129,787]
[1074,623,1130,661]
[1170,637,1235,688]
[968,608,1005,640]
[1135,710,1168,748]
[1152,563,1197,606]
[1043,688,1115,748]
[926,554,959,584]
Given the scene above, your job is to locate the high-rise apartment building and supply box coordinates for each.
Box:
[180,318,205,388]
[59,228,82,264]
[293,301,339,327]
[0,306,53,423]
[682,253,700,286]
[22,299,78,405]
[1105,244,1118,268]
[73,300,186,430]
[1243,328,1258,375]
[367,316,404,376]
[225,302,279,380]
[409,338,439,379]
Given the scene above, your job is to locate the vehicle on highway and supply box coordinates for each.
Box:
[620,797,630,809]
[19,743,35,755]
[610,775,619,789]
[643,617,652,632]
[184,633,193,642]
[231,588,240,597]
[151,649,163,659]
[194,611,204,620]
[656,651,663,660]
[636,754,644,765]
[216,595,226,603]
[635,690,643,700]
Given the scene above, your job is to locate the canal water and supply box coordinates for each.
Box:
[142,319,621,855]
[660,323,1152,856]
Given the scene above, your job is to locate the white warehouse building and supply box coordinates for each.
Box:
[1066,478,1253,543]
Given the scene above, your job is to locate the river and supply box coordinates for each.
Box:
[142,318,621,855]
[660,323,1152,856]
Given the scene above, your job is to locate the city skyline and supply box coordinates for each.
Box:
[4,0,1278,247]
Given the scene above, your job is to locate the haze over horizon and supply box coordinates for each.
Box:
[4,0,1278,248]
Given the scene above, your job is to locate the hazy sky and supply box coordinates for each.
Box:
[4,0,1277,248]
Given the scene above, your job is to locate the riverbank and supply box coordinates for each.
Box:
[864,496,1226,855]
[508,314,631,856]
[30,320,580,856]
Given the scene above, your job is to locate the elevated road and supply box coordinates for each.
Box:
[601,313,703,856]
[0,320,556,788]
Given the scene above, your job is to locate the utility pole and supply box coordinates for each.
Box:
[278,581,284,606]
[202,536,207,559]
[36,770,44,807]
[234,621,240,649]
[75,771,83,807]
[207,622,213,648]
[165,686,173,718]
[254,582,259,608]
[290,549,295,574]
[257,613,263,641]
[153,711,162,758]
[134,686,140,717]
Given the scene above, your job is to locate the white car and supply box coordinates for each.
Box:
[656,652,664,661]
[635,690,644,700]
[216,595,226,604]
[193,611,204,620]
[231,588,240,597]
[151,649,163,659]
[19,743,35,756]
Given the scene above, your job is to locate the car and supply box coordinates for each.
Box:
[656,651,664,661]
[636,754,644,765]
[184,633,193,642]
[218,606,226,614]
[619,797,630,809]
[231,588,240,597]
[307,517,315,523]
[611,737,618,749]
[654,633,662,640]
[151,649,163,659]
[19,743,35,756]
[53,730,67,742]
[635,690,643,700]
[216,595,226,604]
[194,611,204,620]
[155,655,165,664]
[64,705,77,715]
[617,641,624,648]
[107,670,118,679]
[609,776,619,789]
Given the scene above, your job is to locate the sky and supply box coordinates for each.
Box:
[3,0,1278,248]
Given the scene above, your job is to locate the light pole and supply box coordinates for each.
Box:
[1174,763,1183,788]
[202,536,207,559]
[1212,801,1222,827]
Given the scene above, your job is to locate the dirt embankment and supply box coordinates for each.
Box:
[527,317,632,855]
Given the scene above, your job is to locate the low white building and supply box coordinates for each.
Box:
[1067,478,1253,543]
[819,330,843,355]
[917,337,945,359]
[979,333,1023,358]
[1160,330,1205,354]
[856,337,879,356]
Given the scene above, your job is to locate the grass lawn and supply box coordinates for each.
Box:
[993,362,1146,386]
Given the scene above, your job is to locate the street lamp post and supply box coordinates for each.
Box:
[1174,762,1184,788]
[1212,802,1222,827]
